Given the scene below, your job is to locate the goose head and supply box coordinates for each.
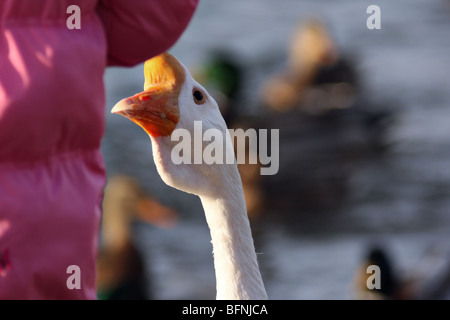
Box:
[112,53,236,198]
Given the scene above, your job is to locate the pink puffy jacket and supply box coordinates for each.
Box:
[0,0,197,299]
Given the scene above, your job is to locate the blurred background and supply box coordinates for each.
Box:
[99,0,450,299]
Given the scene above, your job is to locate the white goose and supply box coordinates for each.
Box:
[112,53,268,300]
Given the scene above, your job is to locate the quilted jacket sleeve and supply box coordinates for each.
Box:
[97,0,198,67]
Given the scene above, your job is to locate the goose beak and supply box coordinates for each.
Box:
[112,53,185,137]
[111,88,180,137]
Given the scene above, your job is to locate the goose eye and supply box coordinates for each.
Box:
[193,88,206,105]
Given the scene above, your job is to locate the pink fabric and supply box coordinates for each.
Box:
[0,0,197,299]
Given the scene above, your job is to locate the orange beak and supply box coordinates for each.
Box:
[111,53,185,137]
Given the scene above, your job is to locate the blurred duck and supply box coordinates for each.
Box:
[354,244,450,300]
[194,50,244,126]
[256,18,394,214]
[97,175,177,300]
[261,18,352,114]
[260,18,392,136]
